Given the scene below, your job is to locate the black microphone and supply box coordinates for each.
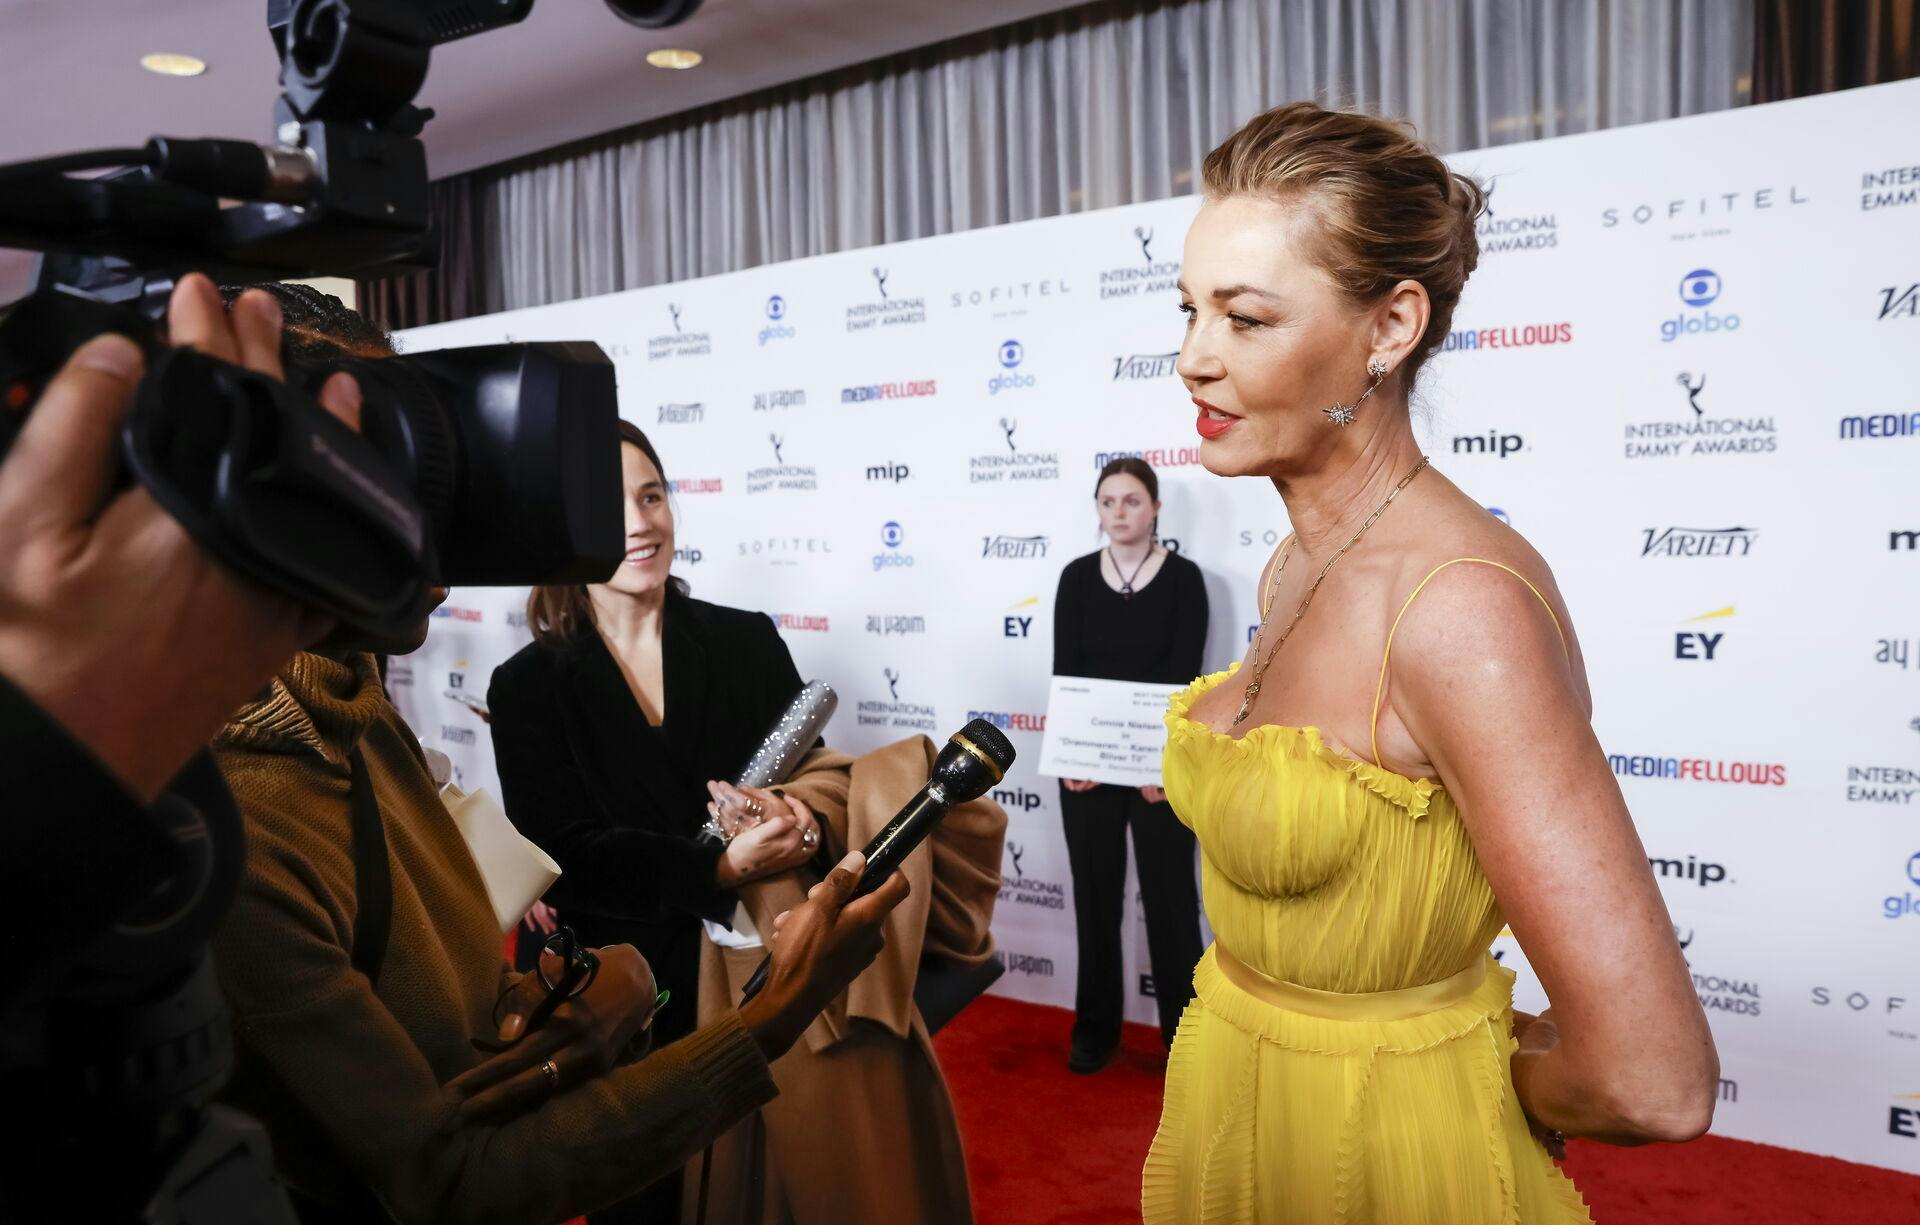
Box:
[736,718,1015,1003]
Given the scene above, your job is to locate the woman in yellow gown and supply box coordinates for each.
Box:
[1139,103,1720,1224]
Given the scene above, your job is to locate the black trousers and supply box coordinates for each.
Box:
[1059,782,1203,1049]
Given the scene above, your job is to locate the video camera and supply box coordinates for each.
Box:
[0,1,699,1218]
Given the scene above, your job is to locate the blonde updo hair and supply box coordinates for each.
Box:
[1201,102,1484,385]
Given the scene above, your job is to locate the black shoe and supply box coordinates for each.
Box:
[1068,1039,1118,1075]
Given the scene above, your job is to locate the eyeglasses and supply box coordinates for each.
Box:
[474,926,600,1054]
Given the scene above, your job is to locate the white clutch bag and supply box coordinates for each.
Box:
[440,778,562,936]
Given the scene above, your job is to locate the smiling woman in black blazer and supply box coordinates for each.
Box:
[487,422,824,1223]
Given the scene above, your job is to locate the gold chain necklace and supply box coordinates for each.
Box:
[1233,455,1432,726]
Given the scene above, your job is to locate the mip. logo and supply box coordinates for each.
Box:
[989,338,1037,395]
[1135,225,1153,265]
[884,667,901,701]
[872,266,889,299]
[1662,268,1741,343]
[1677,371,1707,415]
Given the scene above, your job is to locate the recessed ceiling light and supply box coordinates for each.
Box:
[141,53,208,78]
[645,49,703,70]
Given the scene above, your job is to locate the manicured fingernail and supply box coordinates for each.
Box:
[837,850,864,872]
[76,334,143,381]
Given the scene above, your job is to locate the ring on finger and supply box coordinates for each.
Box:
[541,1058,561,1092]
[801,826,817,849]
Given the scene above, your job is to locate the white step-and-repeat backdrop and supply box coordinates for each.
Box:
[391,79,1919,1171]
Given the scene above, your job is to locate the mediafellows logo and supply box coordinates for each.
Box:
[1113,351,1180,381]
[656,401,704,425]
[648,302,712,360]
[1660,268,1741,343]
[981,534,1050,561]
[758,294,796,346]
[873,520,914,572]
[1640,526,1757,558]
[1840,409,1919,441]
[966,709,1047,734]
[1625,370,1777,460]
[856,666,937,732]
[753,387,806,411]
[988,339,1037,396]
[767,612,829,633]
[845,266,928,332]
[969,416,1058,485]
[1609,753,1786,786]
[841,377,937,404]
[1441,321,1573,352]
[1099,225,1180,301]
[1091,446,1205,470]
[667,477,723,494]
[745,432,817,495]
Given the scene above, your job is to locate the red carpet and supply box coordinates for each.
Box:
[933,994,1920,1224]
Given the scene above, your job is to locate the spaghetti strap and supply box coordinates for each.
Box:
[1368,558,1569,768]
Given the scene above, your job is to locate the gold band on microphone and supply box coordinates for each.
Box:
[950,733,1004,784]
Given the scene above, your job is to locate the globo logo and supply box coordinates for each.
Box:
[989,338,1037,394]
[1660,268,1741,342]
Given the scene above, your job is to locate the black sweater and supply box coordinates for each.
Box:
[1052,549,1209,686]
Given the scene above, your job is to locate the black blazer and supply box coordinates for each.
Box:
[486,589,809,1043]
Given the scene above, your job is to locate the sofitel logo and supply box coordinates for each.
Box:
[1640,526,1757,558]
[846,266,928,332]
[1099,225,1180,301]
[981,535,1050,560]
[1599,183,1808,236]
[736,536,831,565]
[947,278,1073,312]
[1113,352,1180,380]
[648,303,712,360]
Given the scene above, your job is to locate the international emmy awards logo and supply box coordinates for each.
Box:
[872,267,889,299]
[769,433,784,464]
[1000,417,1018,454]
[668,303,684,333]
[1135,225,1153,266]
[1676,371,1707,416]
[884,667,901,700]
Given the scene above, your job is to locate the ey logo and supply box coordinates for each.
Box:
[1004,595,1038,639]
[1676,606,1733,661]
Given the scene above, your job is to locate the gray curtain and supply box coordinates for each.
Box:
[363,0,1752,328]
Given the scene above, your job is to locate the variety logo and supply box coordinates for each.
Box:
[998,839,1066,910]
[1610,753,1787,786]
[745,432,818,494]
[1092,445,1205,470]
[767,612,829,633]
[1841,409,1920,440]
[1641,526,1757,558]
[440,724,477,746]
[1880,283,1919,320]
[1451,429,1526,458]
[648,302,712,360]
[990,785,1046,813]
[967,709,1048,734]
[865,461,911,483]
[981,534,1050,560]
[841,377,937,403]
[753,387,806,411]
[855,666,938,732]
[1861,164,1920,211]
[969,416,1059,484]
[873,520,914,572]
[1884,852,1920,920]
[1674,605,1733,661]
[1098,224,1181,301]
[1600,183,1808,236]
[845,266,928,331]
[1113,351,1180,381]
[668,477,723,494]
[758,293,796,346]
[1648,854,1729,887]
[736,536,832,565]
[673,544,704,566]
[1441,321,1573,352]
[1003,595,1038,639]
[1476,177,1560,255]
[656,401,705,425]
[947,277,1073,313]
[1660,268,1742,343]
[864,613,926,636]
[1848,765,1920,805]
[1624,370,1777,460]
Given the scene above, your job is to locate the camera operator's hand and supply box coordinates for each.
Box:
[738,850,910,1061]
[448,943,661,1124]
[0,273,362,800]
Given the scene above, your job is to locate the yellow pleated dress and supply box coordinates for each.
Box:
[1141,562,1593,1225]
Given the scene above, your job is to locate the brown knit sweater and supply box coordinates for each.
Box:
[210,652,775,1224]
